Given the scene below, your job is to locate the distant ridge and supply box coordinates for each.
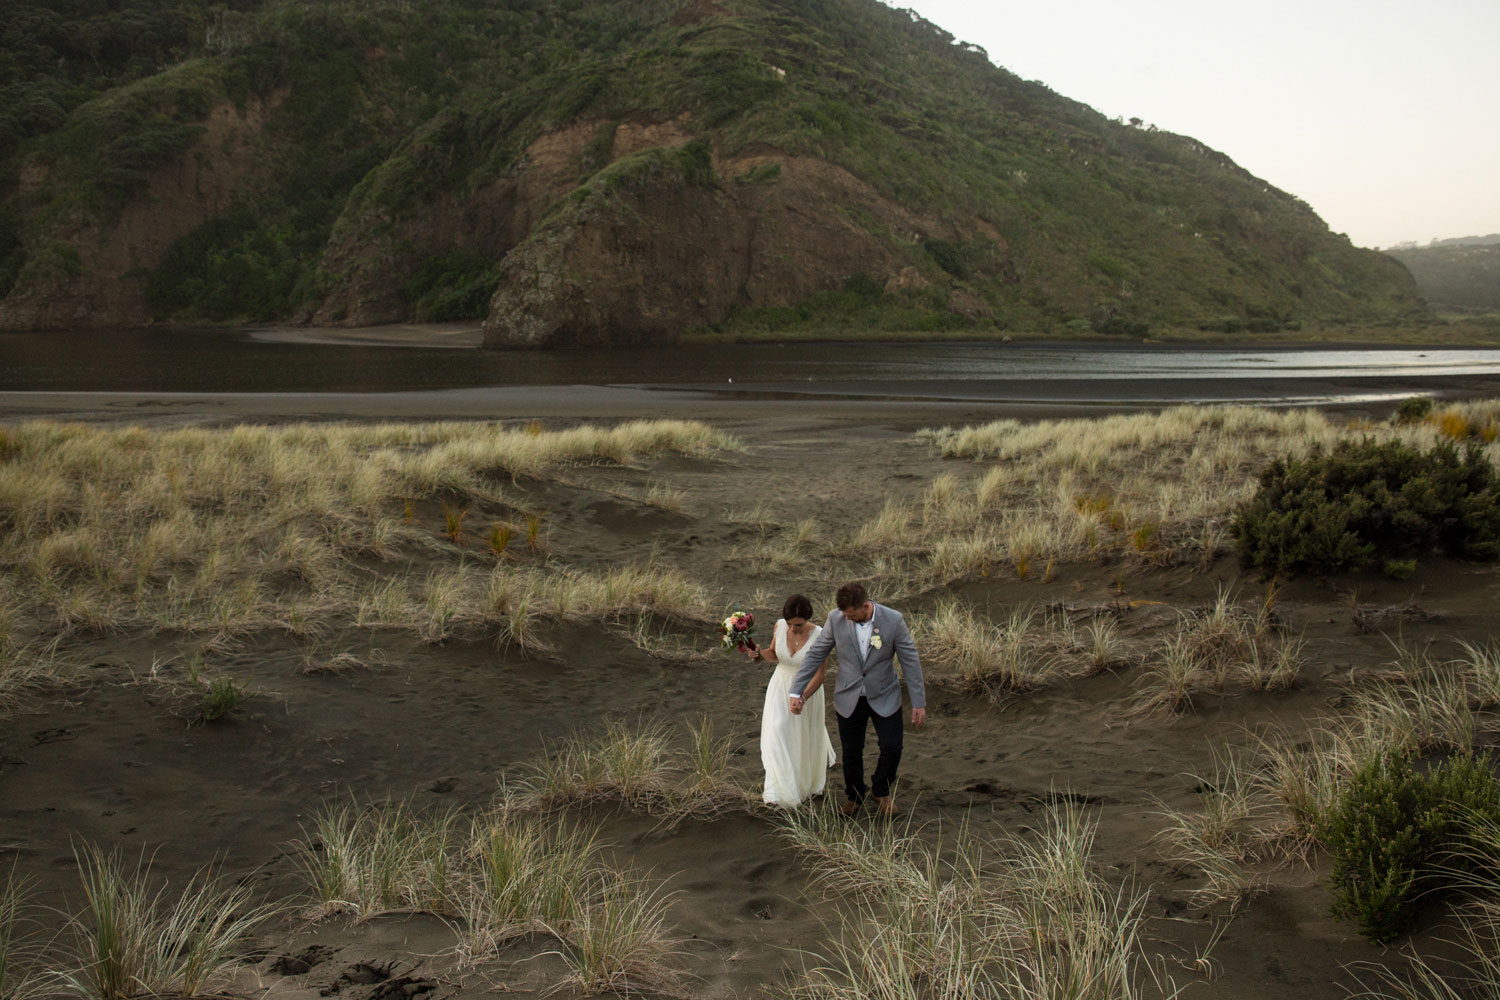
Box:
[1385,234,1500,250]
[0,0,1426,343]
[1385,240,1500,311]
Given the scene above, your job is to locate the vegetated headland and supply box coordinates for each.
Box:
[1383,235,1500,314]
[1,0,1437,346]
[4,391,1500,999]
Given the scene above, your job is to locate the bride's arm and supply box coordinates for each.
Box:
[801,659,829,698]
[746,619,780,661]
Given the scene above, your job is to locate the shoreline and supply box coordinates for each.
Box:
[121,317,1500,351]
[5,372,1500,427]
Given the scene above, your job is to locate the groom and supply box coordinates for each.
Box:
[790,582,925,817]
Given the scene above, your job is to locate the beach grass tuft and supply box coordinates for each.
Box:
[293,796,682,994]
[1,867,40,1000]
[57,844,279,1000]
[780,799,1165,999]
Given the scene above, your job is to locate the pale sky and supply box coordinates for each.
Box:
[899,0,1500,249]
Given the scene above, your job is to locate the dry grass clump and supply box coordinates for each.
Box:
[1,867,41,1000]
[506,717,747,821]
[181,552,705,654]
[1327,639,1493,765]
[1419,400,1500,444]
[5,846,278,1000]
[1130,588,1300,716]
[914,600,1145,703]
[1153,747,1265,911]
[1458,639,1500,710]
[300,800,464,919]
[0,419,731,652]
[56,844,281,1000]
[297,800,682,995]
[1251,730,1344,849]
[914,599,1082,697]
[0,637,62,713]
[728,513,827,577]
[780,801,1168,1000]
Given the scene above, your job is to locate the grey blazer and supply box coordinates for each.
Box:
[791,603,924,718]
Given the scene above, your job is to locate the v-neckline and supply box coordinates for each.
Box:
[782,621,813,659]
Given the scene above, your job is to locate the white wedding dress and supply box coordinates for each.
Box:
[761,619,837,806]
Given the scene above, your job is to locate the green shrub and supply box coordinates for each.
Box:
[147,207,316,321]
[0,220,26,299]
[1322,750,1500,943]
[200,674,245,722]
[1381,558,1416,579]
[1094,315,1150,337]
[733,162,781,186]
[1198,315,1243,334]
[924,239,970,279]
[403,249,498,321]
[1233,437,1500,577]
[1394,396,1435,424]
[842,271,884,303]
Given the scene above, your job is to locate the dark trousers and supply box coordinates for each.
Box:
[837,696,903,803]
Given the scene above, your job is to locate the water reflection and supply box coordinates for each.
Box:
[4,328,1500,401]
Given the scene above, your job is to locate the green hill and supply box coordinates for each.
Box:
[0,0,1427,343]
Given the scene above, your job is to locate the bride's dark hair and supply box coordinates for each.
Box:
[782,593,813,621]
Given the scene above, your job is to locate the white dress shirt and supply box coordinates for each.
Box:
[854,614,875,659]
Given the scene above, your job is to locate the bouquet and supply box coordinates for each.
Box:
[720,609,758,653]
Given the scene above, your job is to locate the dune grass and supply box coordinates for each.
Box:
[912,587,1301,712]
[1152,747,1263,911]
[506,717,747,821]
[295,717,753,988]
[839,402,1500,591]
[56,845,280,1000]
[296,798,682,993]
[0,419,732,687]
[1,867,40,1000]
[777,800,1169,999]
[300,800,464,919]
[0,637,61,714]
[1129,587,1300,716]
[913,599,1080,697]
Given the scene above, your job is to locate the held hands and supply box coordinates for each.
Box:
[788,695,804,715]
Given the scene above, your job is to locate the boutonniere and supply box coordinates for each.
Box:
[870,628,883,650]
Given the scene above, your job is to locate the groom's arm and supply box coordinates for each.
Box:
[891,612,925,724]
[791,627,836,699]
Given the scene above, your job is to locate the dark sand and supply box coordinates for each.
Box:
[3,380,1500,1000]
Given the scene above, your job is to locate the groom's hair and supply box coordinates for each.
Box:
[782,594,813,620]
[835,582,868,611]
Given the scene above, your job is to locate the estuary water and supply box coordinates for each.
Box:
[4,328,1500,405]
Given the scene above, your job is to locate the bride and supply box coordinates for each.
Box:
[746,594,836,806]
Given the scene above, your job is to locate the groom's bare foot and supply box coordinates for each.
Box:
[839,800,861,817]
[875,796,897,817]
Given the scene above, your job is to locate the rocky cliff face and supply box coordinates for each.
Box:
[483,146,947,348]
[0,99,274,331]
